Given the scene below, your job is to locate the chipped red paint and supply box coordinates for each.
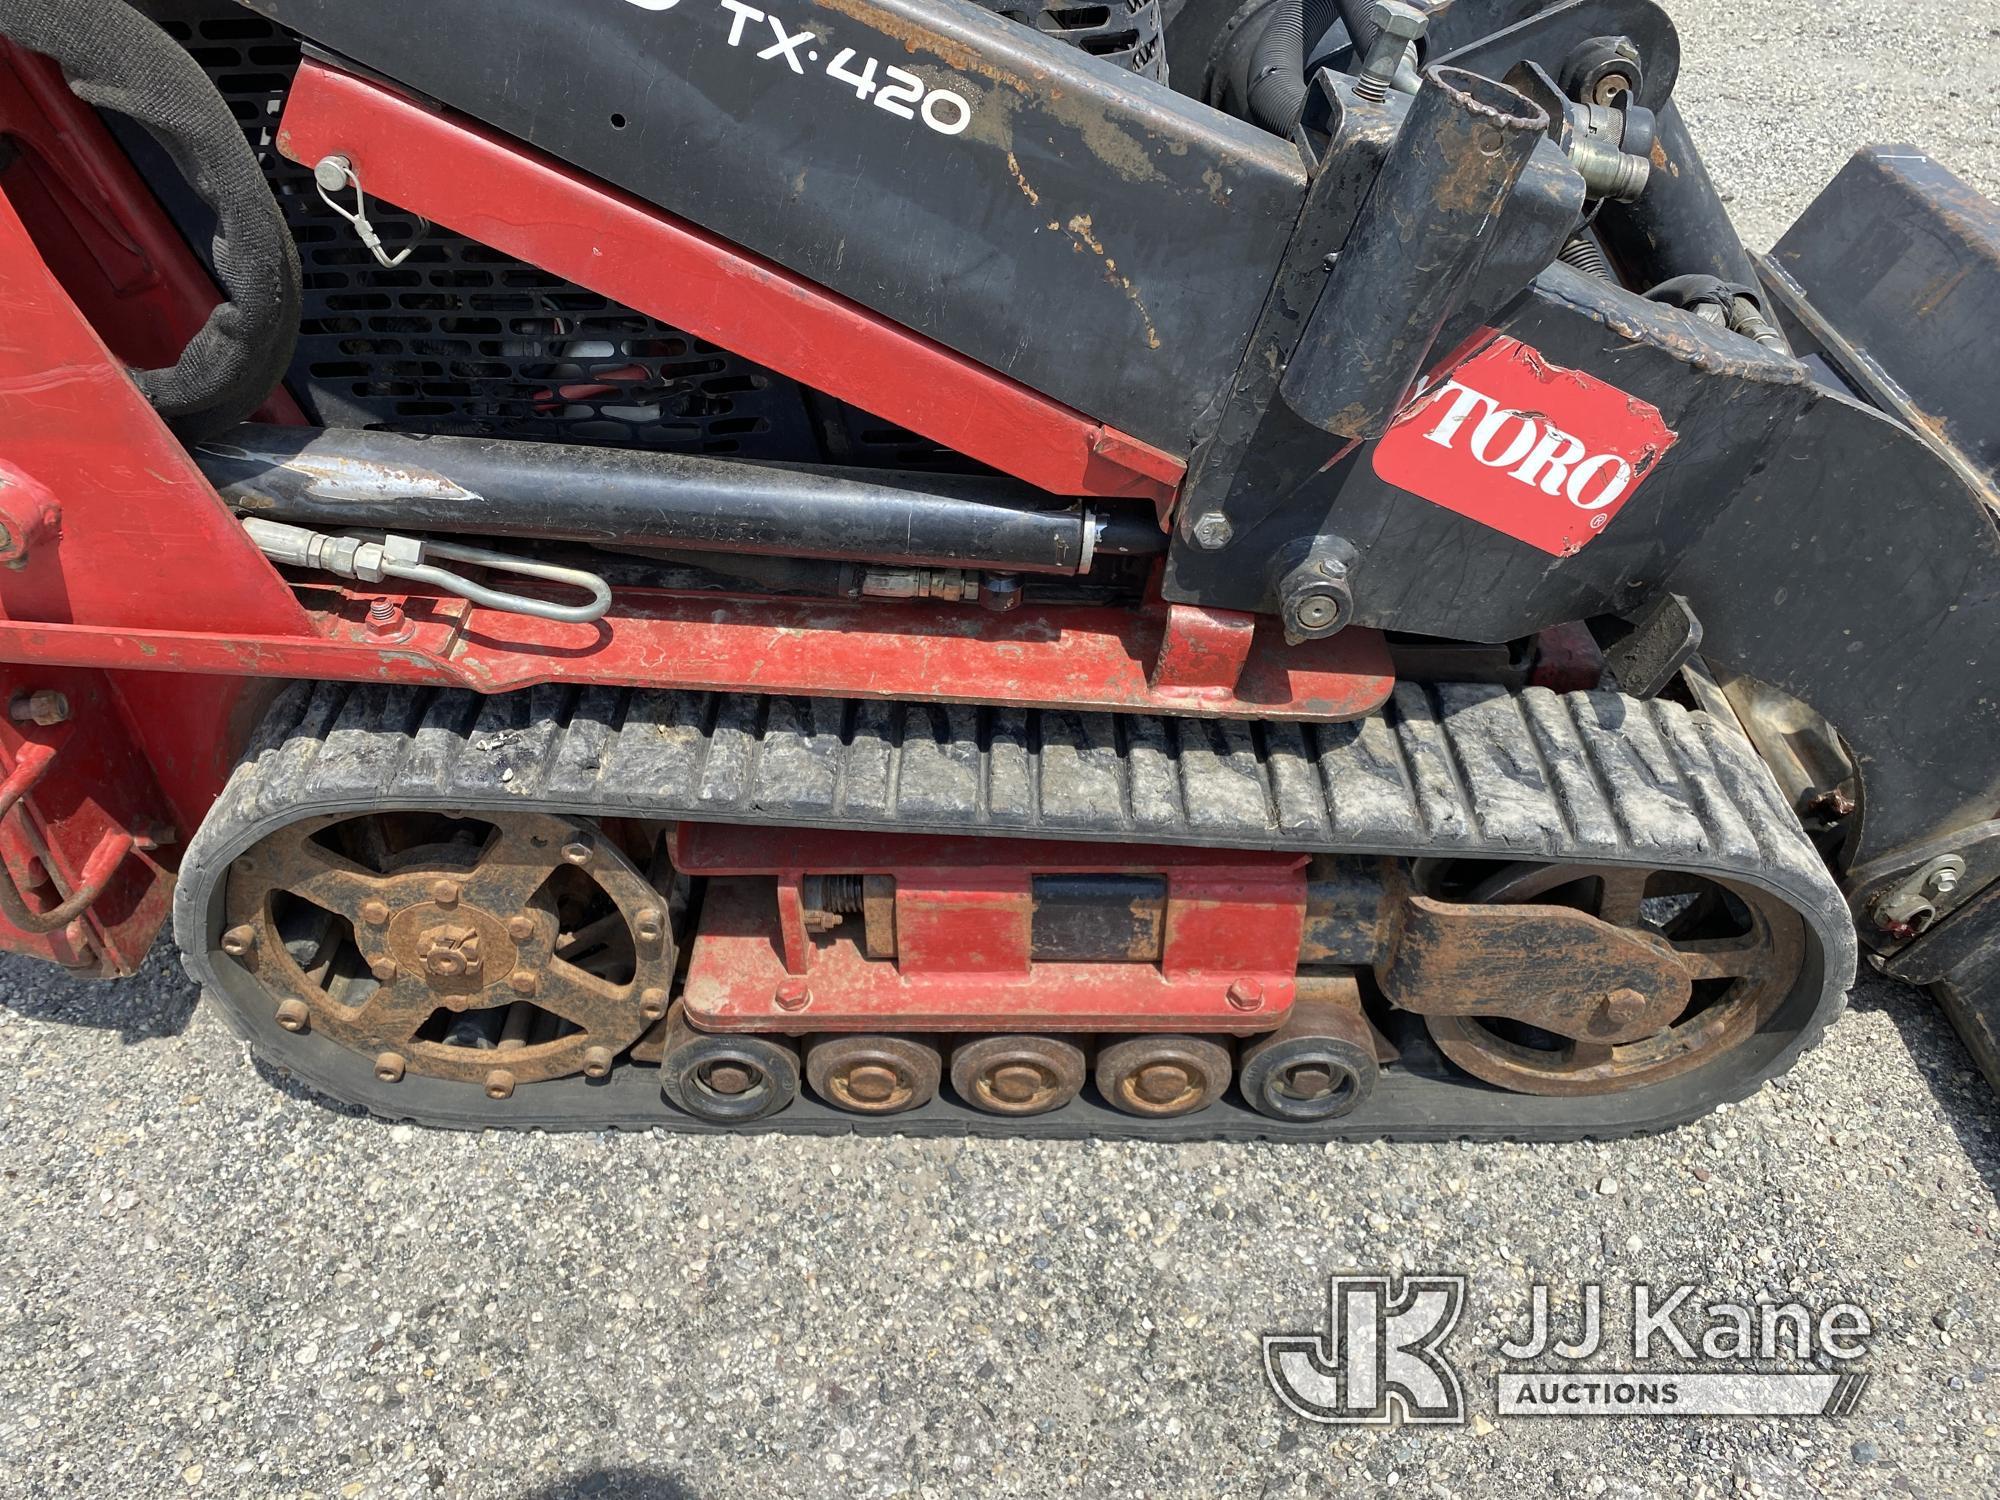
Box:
[1372,333,1679,556]
[275,59,1186,510]
[673,826,1308,1033]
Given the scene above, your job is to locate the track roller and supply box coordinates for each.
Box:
[1237,979,1381,1123]
[949,1034,1087,1116]
[805,1034,942,1115]
[1094,1034,1232,1118]
[660,1002,801,1122]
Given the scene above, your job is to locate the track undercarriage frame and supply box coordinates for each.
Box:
[0,0,1994,1133]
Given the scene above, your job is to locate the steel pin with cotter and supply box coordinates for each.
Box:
[312,154,428,269]
[240,518,615,624]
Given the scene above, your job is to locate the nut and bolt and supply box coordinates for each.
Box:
[1602,986,1647,1026]
[1227,978,1266,1012]
[634,907,665,946]
[1928,867,1962,897]
[430,879,460,907]
[361,899,392,926]
[774,978,811,1012]
[1356,0,1429,103]
[704,1063,755,1096]
[484,1069,517,1101]
[9,690,70,727]
[639,986,670,1022]
[417,925,481,979]
[373,1051,406,1083]
[582,1045,616,1080]
[370,958,400,983]
[364,599,405,637]
[507,914,537,941]
[508,968,540,996]
[221,924,258,958]
[1191,512,1234,551]
[561,838,594,866]
[274,999,312,1033]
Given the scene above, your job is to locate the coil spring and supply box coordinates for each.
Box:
[808,874,866,914]
[1559,234,1613,280]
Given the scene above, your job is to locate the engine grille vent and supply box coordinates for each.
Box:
[131,1,964,467]
[984,0,1168,79]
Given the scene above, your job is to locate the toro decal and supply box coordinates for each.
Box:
[1371,335,1677,557]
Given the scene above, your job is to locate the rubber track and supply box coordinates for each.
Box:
[174,681,1858,1142]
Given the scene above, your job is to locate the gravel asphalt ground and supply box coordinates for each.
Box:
[4,3,2000,1497]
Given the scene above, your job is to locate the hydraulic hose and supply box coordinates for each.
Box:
[0,0,301,440]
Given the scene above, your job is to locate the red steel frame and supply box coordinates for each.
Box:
[674,825,1308,1034]
[0,45,1395,980]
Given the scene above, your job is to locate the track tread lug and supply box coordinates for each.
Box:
[174,680,1859,1143]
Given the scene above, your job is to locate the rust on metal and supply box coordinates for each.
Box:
[948,1034,1086,1116]
[1415,864,1806,1096]
[223,809,674,1087]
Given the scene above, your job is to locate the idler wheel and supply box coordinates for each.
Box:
[805,1034,942,1115]
[1094,1034,1232,1118]
[949,1035,1086,1117]
[660,1003,801,1122]
[1239,986,1381,1123]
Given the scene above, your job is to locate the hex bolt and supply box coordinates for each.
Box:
[220,924,258,958]
[774,978,811,1012]
[582,1045,615,1080]
[430,879,460,907]
[361,899,391,926]
[1227,978,1266,1012]
[371,958,400,984]
[1602,987,1647,1026]
[506,914,537,941]
[1356,0,1429,103]
[374,1052,406,1083]
[508,969,540,996]
[634,907,665,946]
[1929,868,1962,896]
[274,999,312,1033]
[364,599,405,638]
[639,986,670,1022]
[561,837,594,866]
[8,690,70,727]
[1191,512,1234,551]
[484,1069,517,1101]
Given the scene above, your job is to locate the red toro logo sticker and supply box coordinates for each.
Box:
[1371,334,1677,557]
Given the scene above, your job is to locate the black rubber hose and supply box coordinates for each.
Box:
[1247,0,1350,132]
[0,0,301,440]
[1245,0,1307,131]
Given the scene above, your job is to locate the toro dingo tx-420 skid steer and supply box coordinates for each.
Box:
[0,0,1993,1138]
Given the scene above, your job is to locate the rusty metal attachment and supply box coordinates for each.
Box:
[1377,879,1695,1044]
[1416,865,1805,1096]
[1237,976,1383,1122]
[949,1034,1087,1116]
[659,1001,801,1121]
[220,809,675,1088]
[1094,1034,1232,1118]
[805,1033,943,1115]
